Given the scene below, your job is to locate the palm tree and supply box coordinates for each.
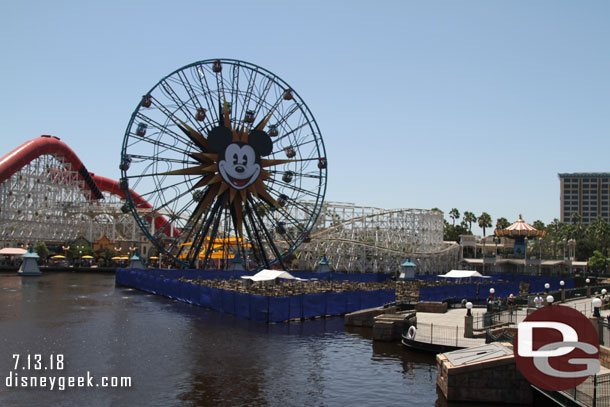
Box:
[449,208,460,226]
[463,211,476,232]
[495,217,510,231]
[478,212,492,237]
[589,216,610,256]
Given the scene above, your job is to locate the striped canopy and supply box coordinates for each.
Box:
[495,215,545,237]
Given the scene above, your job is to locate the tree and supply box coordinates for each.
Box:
[449,208,460,226]
[588,216,610,256]
[495,217,510,231]
[532,220,545,231]
[588,250,608,273]
[570,212,582,224]
[34,242,49,260]
[478,212,492,237]
[443,220,471,242]
[463,211,476,232]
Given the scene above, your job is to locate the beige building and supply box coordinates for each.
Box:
[559,172,610,224]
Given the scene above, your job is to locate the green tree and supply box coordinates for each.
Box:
[449,208,460,226]
[588,216,610,256]
[495,217,510,231]
[478,212,492,237]
[588,250,608,273]
[463,211,476,232]
[532,220,545,231]
[443,220,471,242]
[101,248,118,260]
[34,242,49,260]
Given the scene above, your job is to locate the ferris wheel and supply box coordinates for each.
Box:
[119,59,327,269]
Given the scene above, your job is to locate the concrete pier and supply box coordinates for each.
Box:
[372,313,411,342]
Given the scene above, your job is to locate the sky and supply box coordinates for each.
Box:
[2,0,609,235]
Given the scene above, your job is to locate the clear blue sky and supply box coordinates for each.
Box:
[2,1,609,234]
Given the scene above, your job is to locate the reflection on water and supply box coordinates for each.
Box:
[0,273,505,406]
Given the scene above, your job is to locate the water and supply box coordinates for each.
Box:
[0,272,471,406]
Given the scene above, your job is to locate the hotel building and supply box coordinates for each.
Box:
[558,172,610,224]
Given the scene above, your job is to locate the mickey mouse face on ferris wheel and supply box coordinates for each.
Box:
[208,126,273,190]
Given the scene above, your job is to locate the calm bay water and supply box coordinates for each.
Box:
[0,272,473,406]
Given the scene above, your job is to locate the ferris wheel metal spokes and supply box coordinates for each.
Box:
[120,59,326,269]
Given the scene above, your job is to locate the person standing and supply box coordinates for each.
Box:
[534,293,543,309]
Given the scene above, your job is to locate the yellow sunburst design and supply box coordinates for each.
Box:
[160,100,297,245]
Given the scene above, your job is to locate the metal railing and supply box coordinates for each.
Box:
[472,307,526,331]
[561,372,610,407]
[406,321,484,348]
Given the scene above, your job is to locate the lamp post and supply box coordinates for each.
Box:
[568,239,576,262]
[560,280,565,302]
[593,297,602,318]
[464,301,474,338]
[586,278,591,298]
[76,245,84,266]
[538,237,542,276]
[551,240,556,259]
[524,237,529,274]
[493,236,500,273]
[546,295,554,306]
[545,283,550,294]
[562,238,567,260]
[488,288,495,312]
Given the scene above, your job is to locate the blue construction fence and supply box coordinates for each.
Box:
[116,269,395,323]
[116,268,392,283]
[418,274,575,303]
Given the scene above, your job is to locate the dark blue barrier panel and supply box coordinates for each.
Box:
[289,294,303,320]
[269,296,290,322]
[199,285,212,308]
[380,290,396,305]
[143,274,153,293]
[250,295,269,322]
[115,269,125,285]
[188,282,200,305]
[209,288,222,312]
[347,291,362,312]
[115,269,122,284]
[361,290,382,309]
[303,293,326,319]
[167,279,180,299]
[377,274,392,283]
[186,270,200,281]
[326,292,348,315]
[177,281,189,302]
[145,273,155,293]
[155,278,166,297]
[152,277,162,295]
[221,290,236,315]
[141,272,150,288]
[127,270,137,286]
[235,292,250,319]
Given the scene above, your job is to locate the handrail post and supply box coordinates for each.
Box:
[593,374,597,407]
